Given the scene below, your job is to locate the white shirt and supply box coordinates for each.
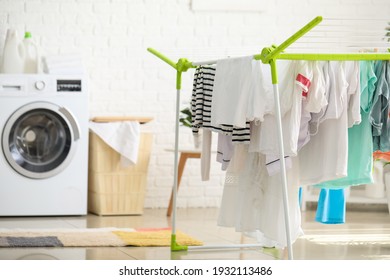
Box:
[344,61,361,127]
[211,56,270,128]
[258,60,312,158]
[298,61,327,151]
[299,61,350,186]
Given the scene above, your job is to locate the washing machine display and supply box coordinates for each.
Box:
[0,74,89,216]
[2,102,79,179]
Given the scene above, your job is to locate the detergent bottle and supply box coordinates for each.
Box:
[23,31,39,73]
[0,29,25,73]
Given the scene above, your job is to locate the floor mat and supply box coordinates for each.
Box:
[0,227,203,247]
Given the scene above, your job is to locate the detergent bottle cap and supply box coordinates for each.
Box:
[24,32,32,39]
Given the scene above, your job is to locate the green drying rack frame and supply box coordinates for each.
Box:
[147,15,390,260]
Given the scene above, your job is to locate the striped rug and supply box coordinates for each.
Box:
[0,227,203,247]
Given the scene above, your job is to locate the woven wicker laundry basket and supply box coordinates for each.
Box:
[88,117,153,215]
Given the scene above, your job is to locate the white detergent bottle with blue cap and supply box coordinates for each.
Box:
[23,31,39,73]
[0,29,25,73]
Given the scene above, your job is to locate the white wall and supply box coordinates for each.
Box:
[1,0,390,209]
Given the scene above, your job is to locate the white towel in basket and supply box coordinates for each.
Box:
[89,121,141,167]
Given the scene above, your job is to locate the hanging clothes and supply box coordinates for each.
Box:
[370,61,390,152]
[216,134,234,171]
[211,56,271,128]
[191,65,251,179]
[299,61,350,186]
[315,188,347,224]
[249,60,313,176]
[257,60,308,159]
[314,61,376,188]
[346,61,362,128]
[192,56,276,175]
[217,144,303,248]
[305,61,328,114]
[298,60,327,151]
[191,65,251,142]
[217,60,317,247]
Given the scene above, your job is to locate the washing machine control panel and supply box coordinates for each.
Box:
[57,80,82,92]
[0,75,85,96]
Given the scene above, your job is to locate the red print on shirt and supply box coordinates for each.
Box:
[296,73,311,98]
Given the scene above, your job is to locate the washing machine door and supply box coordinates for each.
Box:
[2,101,80,179]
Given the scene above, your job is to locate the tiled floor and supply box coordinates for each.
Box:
[0,206,390,260]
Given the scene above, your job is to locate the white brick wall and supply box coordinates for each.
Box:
[1,0,390,209]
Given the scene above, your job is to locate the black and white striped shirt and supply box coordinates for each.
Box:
[191,66,251,143]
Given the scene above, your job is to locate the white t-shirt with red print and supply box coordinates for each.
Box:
[257,60,313,163]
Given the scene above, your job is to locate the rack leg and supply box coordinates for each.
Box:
[171,71,188,251]
[167,153,187,217]
[270,60,293,260]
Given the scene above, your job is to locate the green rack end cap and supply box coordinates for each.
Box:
[170,234,188,251]
[176,58,192,72]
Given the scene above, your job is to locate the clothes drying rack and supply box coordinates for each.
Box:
[147,16,390,260]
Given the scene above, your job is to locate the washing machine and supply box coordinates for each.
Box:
[0,74,89,216]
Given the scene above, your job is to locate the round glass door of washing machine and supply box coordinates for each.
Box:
[2,102,80,179]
